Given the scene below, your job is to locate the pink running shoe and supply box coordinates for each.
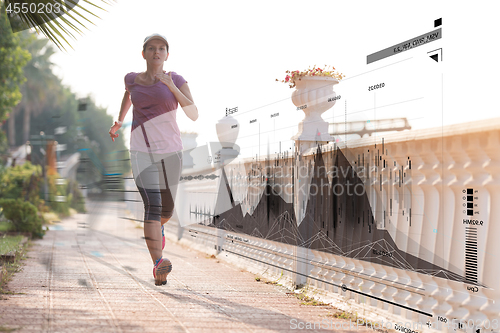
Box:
[153,257,172,286]
[161,225,165,250]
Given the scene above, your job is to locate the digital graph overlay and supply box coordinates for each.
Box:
[184,143,483,287]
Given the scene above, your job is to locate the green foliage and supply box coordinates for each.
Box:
[73,97,130,184]
[0,230,29,295]
[0,198,44,238]
[47,174,69,216]
[0,221,13,232]
[16,31,59,143]
[0,131,7,163]
[0,161,43,207]
[0,161,86,218]
[45,173,86,216]
[67,179,86,213]
[0,234,23,255]
[1,29,129,194]
[47,174,88,216]
[0,7,31,154]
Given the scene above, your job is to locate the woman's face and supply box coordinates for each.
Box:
[142,39,169,64]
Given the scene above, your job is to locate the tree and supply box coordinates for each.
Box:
[4,31,59,146]
[19,32,59,143]
[0,6,30,156]
[26,88,130,187]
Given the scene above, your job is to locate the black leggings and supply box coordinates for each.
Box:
[130,150,183,222]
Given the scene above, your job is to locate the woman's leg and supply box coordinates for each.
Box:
[157,151,183,226]
[131,150,174,285]
[143,219,162,262]
[131,151,163,263]
[135,166,163,263]
[135,164,172,285]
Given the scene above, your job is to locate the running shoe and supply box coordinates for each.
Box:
[153,257,172,286]
[161,224,165,250]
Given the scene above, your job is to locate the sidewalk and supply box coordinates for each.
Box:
[0,201,375,333]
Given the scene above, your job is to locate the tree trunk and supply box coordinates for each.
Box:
[8,110,16,146]
[23,105,31,143]
[8,104,22,146]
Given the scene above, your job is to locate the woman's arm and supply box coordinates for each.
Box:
[109,90,132,142]
[118,90,132,122]
[156,72,198,121]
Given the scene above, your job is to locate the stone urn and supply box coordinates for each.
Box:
[290,76,338,146]
[216,115,239,149]
[181,132,198,150]
[215,115,240,161]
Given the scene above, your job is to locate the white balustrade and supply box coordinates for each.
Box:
[481,131,500,330]
[309,249,323,289]
[461,136,490,331]
[166,118,500,332]
[431,138,455,324]
[281,244,294,282]
[317,255,332,292]
[357,261,376,308]
[415,140,440,323]
[351,261,365,304]
[323,254,339,294]
[369,263,388,309]
[332,255,346,296]
[275,242,284,278]
[256,238,267,272]
[270,241,281,276]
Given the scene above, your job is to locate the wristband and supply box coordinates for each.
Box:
[116,120,123,125]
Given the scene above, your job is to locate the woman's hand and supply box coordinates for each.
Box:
[109,121,122,142]
[155,71,175,89]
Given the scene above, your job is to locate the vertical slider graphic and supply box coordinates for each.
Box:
[467,188,474,216]
[465,227,478,284]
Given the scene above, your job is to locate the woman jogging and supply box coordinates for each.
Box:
[109,33,198,285]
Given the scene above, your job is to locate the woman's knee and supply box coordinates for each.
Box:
[146,204,162,221]
[161,209,173,220]
[140,187,162,221]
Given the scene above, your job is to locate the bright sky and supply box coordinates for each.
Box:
[50,0,500,157]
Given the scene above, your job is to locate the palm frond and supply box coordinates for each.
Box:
[4,0,116,51]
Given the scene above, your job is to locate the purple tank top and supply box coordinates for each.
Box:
[124,71,187,154]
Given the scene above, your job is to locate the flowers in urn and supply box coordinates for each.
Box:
[276,65,345,88]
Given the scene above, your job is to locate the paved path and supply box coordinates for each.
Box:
[0,201,375,333]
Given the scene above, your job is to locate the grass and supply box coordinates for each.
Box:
[41,212,60,224]
[253,276,386,331]
[329,311,358,320]
[295,292,329,306]
[205,254,220,263]
[0,239,30,296]
[254,274,329,306]
[265,279,281,285]
[326,311,387,331]
[0,235,23,256]
[0,222,13,233]
[260,269,284,286]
